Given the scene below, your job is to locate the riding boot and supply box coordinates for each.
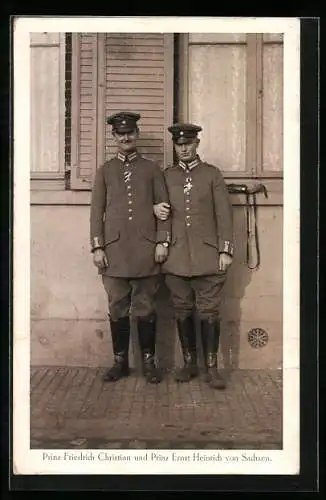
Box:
[137,317,162,384]
[102,316,130,382]
[174,316,198,382]
[200,319,226,389]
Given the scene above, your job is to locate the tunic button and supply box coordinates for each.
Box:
[127,185,131,190]
[186,223,191,227]
[186,207,190,211]
[186,199,190,203]
[128,216,133,221]
[186,215,190,219]
[128,209,132,213]
[128,193,132,197]
[128,200,132,204]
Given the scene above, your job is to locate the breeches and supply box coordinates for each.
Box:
[164,273,227,321]
[102,275,159,321]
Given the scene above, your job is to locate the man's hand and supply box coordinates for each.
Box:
[155,243,168,263]
[93,248,108,269]
[153,202,170,221]
[219,252,233,271]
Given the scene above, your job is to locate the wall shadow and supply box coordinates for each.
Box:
[155,277,177,371]
[218,201,253,378]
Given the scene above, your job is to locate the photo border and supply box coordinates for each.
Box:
[7,15,319,491]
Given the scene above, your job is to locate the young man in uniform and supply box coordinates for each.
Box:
[90,112,171,384]
[155,123,233,389]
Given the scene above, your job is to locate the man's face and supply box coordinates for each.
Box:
[113,128,138,153]
[174,138,199,162]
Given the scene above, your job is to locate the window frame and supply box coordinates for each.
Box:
[177,33,284,206]
[30,32,66,192]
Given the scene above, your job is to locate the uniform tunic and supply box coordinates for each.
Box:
[90,151,171,278]
[162,157,234,277]
[162,156,234,320]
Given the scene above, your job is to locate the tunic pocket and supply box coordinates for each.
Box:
[139,229,157,243]
[203,237,219,249]
[104,230,120,246]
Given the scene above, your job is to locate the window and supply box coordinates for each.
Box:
[30,32,66,190]
[177,33,283,204]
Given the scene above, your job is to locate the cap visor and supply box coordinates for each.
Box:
[114,127,135,134]
[175,137,194,145]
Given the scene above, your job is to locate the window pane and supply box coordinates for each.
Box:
[263,33,284,43]
[262,43,283,172]
[188,44,247,172]
[30,36,61,172]
[189,33,246,44]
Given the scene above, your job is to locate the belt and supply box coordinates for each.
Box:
[227,183,268,270]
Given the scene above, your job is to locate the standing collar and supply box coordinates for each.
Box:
[117,151,138,163]
[178,156,201,171]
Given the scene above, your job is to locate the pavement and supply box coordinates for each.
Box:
[31,366,282,450]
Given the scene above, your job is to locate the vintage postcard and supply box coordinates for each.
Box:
[13,16,300,476]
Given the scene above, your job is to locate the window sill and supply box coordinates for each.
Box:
[31,179,283,206]
[227,179,283,206]
[31,190,91,205]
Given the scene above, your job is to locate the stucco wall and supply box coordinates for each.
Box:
[31,204,283,369]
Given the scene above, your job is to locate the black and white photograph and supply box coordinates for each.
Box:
[13,17,301,476]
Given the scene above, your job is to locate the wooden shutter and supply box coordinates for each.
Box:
[70,32,174,190]
[70,33,98,189]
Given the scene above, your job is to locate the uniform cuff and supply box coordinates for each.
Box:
[156,231,171,244]
[91,236,104,252]
[219,240,234,256]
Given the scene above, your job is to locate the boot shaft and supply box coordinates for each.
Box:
[109,315,130,358]
[200,319,220,368]
[176,316,197,365]
[103,316,131,382]
[137,317,156,355]
[137,317,162,383]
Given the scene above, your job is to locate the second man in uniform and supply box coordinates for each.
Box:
[155,123,234,389]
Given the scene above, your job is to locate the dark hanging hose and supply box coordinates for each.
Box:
[227,183,268,270]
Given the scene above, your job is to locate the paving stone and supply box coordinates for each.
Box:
[204,442,226,449]
[178,443,196,449]
[70,437,88,447]
[100,441,123,449]
[128,440,147,449]
[30,439,43,448]
[151,440,172,449]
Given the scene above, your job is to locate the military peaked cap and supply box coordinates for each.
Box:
[168,123,202,144]
[106,112,141,133]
